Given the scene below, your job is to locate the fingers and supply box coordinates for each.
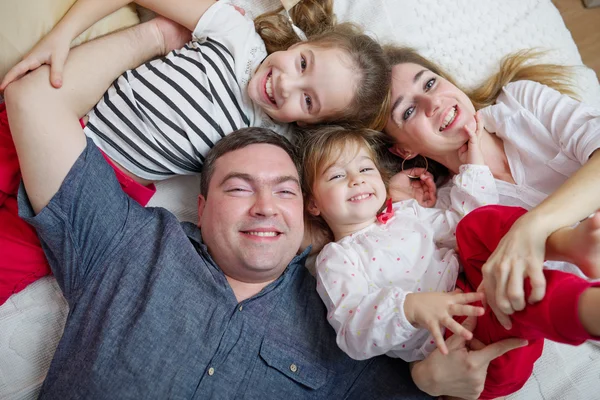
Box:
[490,303,512,330]
[492,261,513,314]
[0,59,38,91]
[506,262,526,312]
[476,282,487,309]
[50,51,67,88]
[473,337,529,364]
[430,325,448,355]
[449,304,485,318]
[446,315,477,351]
[443,317,473,341]
[453,291,485,305]
[527,265,547,304]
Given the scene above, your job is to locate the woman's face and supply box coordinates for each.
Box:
[384,63,476,160]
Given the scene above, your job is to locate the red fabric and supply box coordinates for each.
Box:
[0,104,156,305]
[454,205,600,399]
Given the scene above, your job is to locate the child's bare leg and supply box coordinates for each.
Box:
[545,212,600,278]
[579,287,600,336]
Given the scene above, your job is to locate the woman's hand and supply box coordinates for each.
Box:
[1,29,73,91]
[458,111,485,166]
[389,168,437,207]
[478,213,550,329]
[411,316,528,399]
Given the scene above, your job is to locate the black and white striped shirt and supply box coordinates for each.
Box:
[84,1,291,181]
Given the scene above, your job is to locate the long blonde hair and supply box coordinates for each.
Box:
[254,1,391,130]
[383,46,577,111]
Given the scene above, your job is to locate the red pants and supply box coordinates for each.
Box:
[455,205,600,399]
[0,102,156,305]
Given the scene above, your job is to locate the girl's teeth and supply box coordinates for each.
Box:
[350,194,370,201]
[440,106,457,131]
[265,74,275,103]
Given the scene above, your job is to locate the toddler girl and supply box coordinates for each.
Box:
[301,125,600,399]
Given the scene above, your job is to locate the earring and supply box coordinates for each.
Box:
[401,154,429,179]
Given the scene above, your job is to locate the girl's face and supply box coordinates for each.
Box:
[308,145,387,236]
[248,43,357,125]
[384,63,477,160]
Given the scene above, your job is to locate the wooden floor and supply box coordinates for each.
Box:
[554,0,600,78]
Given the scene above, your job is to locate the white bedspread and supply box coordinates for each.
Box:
[1,0,599,398]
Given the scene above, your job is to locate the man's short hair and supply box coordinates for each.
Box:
[200,128,301,198]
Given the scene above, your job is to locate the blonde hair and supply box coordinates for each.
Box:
[254,1,391,129]
[383,46,577,111]
[299,125,390,238]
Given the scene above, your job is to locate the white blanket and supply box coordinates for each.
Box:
[1,1,599,398]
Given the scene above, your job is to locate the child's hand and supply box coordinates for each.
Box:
[458,111,485,166]
[404,291,485,355]
[0,29,72,91]
[388,168,437,208]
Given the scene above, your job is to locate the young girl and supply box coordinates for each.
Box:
[0,0,390,304]
[301,125,600,399]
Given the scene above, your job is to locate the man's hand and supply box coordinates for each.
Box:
[404,291,485,355]
[411,316,528,399]
[150,17,193,56]
[388,168,437,207]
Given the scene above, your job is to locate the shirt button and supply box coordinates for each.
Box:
[238,305,243,311]
[290,363,298,373]
[208,367,215,376]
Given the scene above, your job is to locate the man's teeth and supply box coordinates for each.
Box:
[265,74,275,103]
[350,194,371,201]
[440,106,457,131]
[247,231,278,237]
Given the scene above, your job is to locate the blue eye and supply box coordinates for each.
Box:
[403,106,415,121]
[425,78,436,90]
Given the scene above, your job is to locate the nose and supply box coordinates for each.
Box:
[419,94,441,117]
[278,73,297,99]
[348,172,365,187]
[250,190,277,217]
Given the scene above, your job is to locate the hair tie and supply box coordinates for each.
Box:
[281,0,308,41]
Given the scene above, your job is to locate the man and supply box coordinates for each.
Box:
[4,16,522,400]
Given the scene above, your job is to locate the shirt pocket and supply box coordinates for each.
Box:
[259,337,329,390]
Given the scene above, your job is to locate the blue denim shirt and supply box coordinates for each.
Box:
[19,140,431,399]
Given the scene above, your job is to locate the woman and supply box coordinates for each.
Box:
[383,46,600,397]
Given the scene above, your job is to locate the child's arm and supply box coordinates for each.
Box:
[1,0,216,90]
[404,291,485,355]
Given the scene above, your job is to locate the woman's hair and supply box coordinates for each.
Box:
[254,0,391,130]
[298,125,390,238]
[382,45,577,181]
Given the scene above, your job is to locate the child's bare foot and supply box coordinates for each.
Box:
[563,213,600,278]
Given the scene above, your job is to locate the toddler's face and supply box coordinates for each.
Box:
[309,145,386,231]
[248,43,357,125]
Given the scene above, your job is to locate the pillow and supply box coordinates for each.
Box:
[0,0,140,82]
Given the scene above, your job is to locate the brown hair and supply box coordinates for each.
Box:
[200,127,300,198]
[382,46,577,181]
[298,125,390,238]
[254,0,391,130]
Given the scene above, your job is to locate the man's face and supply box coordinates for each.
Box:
[198,144,304,283]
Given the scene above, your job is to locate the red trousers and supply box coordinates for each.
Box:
[455,205,600,399]
[0,102,156,305]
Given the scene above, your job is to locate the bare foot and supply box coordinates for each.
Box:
[564,213,600,278]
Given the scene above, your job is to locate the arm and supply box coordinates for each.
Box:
[0,0,214,89]
[4,18,185,212]
[480,81,600,318]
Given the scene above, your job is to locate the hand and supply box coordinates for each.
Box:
[405,291,485,355]
[457,111,485,166]
[388,168,437,207]
[1,28,72,91]
[479,213,549,329]
[411,316,528,399]
[150,16,193,56]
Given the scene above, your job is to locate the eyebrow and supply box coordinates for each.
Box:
[307,49,321,115]
[390,69,428,116]
[220,172,300,188]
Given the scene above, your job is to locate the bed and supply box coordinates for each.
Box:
[1,0,599,398]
